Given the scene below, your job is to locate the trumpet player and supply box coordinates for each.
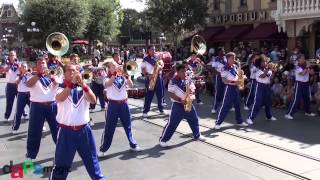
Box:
[285,55,316,120]
[159,63,205,147]
[99,61,141,156]
[25,57,58,160]
[211,48,227,114]
[51,63,106,180]
[244,55,258,110]
[141,46,165,119]
[89,57,107,113]
[246,55,277,125]
[214,52,248,130]
[12,63,31,134]
[0,50,20,122]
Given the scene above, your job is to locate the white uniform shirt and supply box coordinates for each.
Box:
[295,65,309,82]
[104,75,128,100]
[255,69,272,84]
[17,73,31,92]
[56,85,89,125]
[168,77,195,103]
[141,56,159,75]
[29,76,58,102]
[250,65,257,79]
[5,63,20,83]
[212,56,227,73]
[221,65,239,82]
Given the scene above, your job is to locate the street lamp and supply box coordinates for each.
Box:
[27,22,40,32]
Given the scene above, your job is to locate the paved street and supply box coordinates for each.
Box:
[0,71,319,179]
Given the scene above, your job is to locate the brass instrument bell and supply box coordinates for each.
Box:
[46,32,69,57]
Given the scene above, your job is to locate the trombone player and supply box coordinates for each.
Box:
[141,45,166,119]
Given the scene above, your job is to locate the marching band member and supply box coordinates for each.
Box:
[187,52,204,104]
[214,52,248,129]
[246,56,277,125]
[159,63,205,147]
[47,54,63,68]
[99,61,141,156]
[141,46,165,119]
[244,55,258,110]
[1,50,20,121]
[50,63,105,180]
[211,48,227,114]
[89,57,107,112]
[25,57,58,160]
[12,62,31,134]
[285,55,316,120]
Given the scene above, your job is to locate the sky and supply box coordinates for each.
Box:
[1,0,146,12]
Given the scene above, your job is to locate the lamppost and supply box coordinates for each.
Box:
[2,28,14,48]
[26,22,40,47]
[159,33,166,51]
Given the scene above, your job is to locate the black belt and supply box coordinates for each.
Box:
[32,101,55,106]
[109,99,128,104]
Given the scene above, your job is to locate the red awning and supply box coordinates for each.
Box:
[73,39,89,45]
[183,26,225,43]
[242,23,287,40]
[212,24,252,41]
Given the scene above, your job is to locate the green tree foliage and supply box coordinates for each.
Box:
[146,0,208,44]
[84,0,122,46]
[21,0,90,47]
[120,9,143,40]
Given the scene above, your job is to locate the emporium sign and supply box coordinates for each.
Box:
[211,10,271,25]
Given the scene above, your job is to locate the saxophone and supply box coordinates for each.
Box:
[184,79,193,112]
[148,60,163,91]
[237,60,245,90]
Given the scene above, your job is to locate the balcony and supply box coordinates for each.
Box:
[274,0,320,20]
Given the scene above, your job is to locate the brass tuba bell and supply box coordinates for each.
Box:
[125,60,139,76]
[190,35,207,56]
[46,32,69,57]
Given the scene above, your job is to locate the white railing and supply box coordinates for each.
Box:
[282,0,320,15]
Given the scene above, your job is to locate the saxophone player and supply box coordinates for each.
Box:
[214,52,248,130]
[159,63,205,147]
[141,46,166,120]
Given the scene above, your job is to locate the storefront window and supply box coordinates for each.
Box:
[213,0,220,10]
[240,0,247,6]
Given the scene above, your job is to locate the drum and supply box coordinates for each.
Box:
[127,88,146,99]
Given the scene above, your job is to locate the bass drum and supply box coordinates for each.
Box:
[127,88,146,99]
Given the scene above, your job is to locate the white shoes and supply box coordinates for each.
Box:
[244,106,250,111]
[6,118,12,122]
[267,116,277,121]
[196,135,206,141]
[213,124,221,130]
[98,151,107,158]
[12,130,18,135]
[285,114,293,120]
[246,118,253,125]
[159,141,169,147]
[142,113,148,120]
[230,107,235,112]
[159,111,167,116]
[130,145,142,152]
[197,101,204,105]
[305,113,316,117]
[89,120,95,126]
[89,109,94,113]
[237,122,248,127]
[42,126,47,132]
[26,157,33,162]
[211,109,216,114]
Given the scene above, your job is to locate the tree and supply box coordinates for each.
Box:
[120,9,139,40]
[145,0,208,45]
[84,0,122,49]
[21,0,90,47]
